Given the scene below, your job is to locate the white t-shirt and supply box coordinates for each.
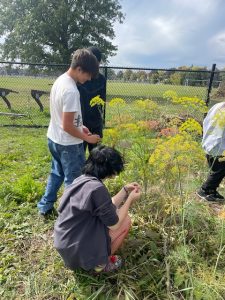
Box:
[47,72,83,145]
[202,102,225,156]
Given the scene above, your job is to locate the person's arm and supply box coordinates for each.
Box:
[109,188,141,231]
[62,112,100,144]
[112,182,140,208]
[82,125,91,135]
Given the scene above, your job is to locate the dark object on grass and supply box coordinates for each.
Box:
[31,90,50,112]
[39,207,58,219]
[196,188,225,203]
[0,88,19,109]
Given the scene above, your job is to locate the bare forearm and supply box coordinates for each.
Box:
[63,124,87,141]
[112,187,128,207]
[109,198,132,230]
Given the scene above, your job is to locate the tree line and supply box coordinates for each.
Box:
[106,66,225,87]
[1,64,225,88]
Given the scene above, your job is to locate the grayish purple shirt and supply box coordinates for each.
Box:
[54,175,119,270]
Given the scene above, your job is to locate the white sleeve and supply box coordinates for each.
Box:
[62,89,80,112]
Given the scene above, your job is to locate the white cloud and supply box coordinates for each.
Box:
[109,0,225,68]
[208,31,225,61]
[171,0,216,14]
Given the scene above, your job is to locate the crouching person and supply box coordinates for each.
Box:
[54,145,141,273]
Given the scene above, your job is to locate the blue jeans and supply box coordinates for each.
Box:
[37,139,85,214]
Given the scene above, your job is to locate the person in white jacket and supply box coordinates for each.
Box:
[197,102,225,202]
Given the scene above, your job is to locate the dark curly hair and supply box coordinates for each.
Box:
[88,46,102,62]
[82,145,124,179]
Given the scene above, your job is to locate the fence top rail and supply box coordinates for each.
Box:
[103,66,225,74]
[1,61,225,74]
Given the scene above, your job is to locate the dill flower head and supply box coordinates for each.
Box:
[149,133,205,178]
[179,118,202,135]
[163,90,208,114]
[109,97,126,107]
[90,95,105,107]
[134,99,158,111]
[163,90,178,101]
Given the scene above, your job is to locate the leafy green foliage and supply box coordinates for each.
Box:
[0,0,124,63]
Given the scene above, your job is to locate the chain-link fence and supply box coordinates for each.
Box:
[0,62,225,127]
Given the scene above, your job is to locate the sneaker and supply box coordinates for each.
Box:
[196,188,225,202]
[213,191,225,200]
[94,255,123,274]
[39,208,58,219]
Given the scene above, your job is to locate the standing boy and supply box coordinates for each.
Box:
[38,49,101,216]
[78,47,106,153]
[197,102,225,202]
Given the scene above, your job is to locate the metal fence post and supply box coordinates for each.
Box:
[103,66,108,127]
[206,63,216,106]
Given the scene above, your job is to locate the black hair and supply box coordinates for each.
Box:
[82,145,124,180]
[70,48,99,78]
[88,46,102,62]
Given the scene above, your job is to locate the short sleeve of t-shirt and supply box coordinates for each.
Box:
[62,89,80,112]
[91,186,119,227]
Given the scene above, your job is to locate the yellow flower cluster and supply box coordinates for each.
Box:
[136,120,151,132]
[103,128,120,147]
[163,90,178,101]
[109,97,126,107]
[163,90,208,114]
[149,133,205,177]
[118,123,139,133]
[137,120,147,127]
[179,118,202,136]
[167,117,183,128]
[134,99,159,112]
[173,96,208,113]
[90,95,105,107]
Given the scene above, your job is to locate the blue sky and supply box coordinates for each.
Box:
[109,0,225,69]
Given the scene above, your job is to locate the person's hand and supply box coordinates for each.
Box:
[124,182,140,193]
[128,187,141,204]
[86,134,101,144]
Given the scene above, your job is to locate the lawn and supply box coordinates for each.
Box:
[1,97,225,299]
[0,75,210,127]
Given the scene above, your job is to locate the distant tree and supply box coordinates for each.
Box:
[213,80,225,98]
[116,70,124,80]
[150,71,160,84]
[107,68,116,80]
[178,66,190,71]
[136,71,147,82]
[0,0,124,64]
[170,73,182,85]
[123,69,133,81]
[130,72,138,81]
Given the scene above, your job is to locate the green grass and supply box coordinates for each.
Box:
[107,81,208,100]
[0,75,54,91]
[0,75,210,127]
[1,76,208,97]
[1,108,225,299]
[0,127,166,299]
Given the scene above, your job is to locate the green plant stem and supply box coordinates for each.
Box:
[176,157,194,299]
[213,219,225,276]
